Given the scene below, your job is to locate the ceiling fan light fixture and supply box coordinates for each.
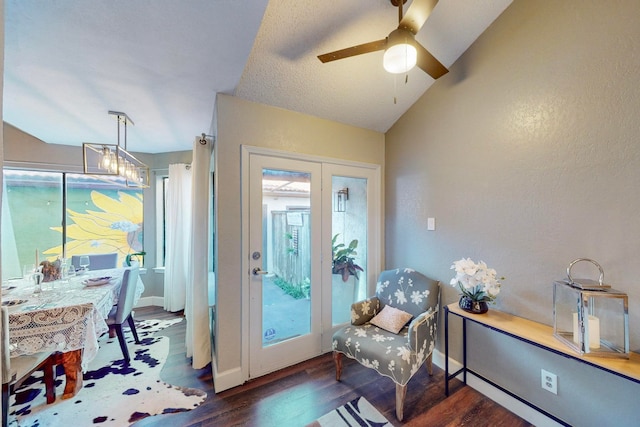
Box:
[383,29,417,74]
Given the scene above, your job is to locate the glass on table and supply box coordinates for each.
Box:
[59,259,70,285]
[64,263,77,285]
[32,270,44,294]
[79,256,90,273]
[22,264,35,281]
[59,258,68,275]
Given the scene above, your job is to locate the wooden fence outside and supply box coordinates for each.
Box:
[271,210,311,290]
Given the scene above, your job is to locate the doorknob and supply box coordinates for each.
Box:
[252,267,268,275]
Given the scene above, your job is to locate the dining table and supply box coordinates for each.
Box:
[2,267,144,400]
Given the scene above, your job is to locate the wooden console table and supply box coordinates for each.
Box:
[444,302,640,426]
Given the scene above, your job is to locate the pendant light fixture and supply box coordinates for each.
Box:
[82,111,149,188]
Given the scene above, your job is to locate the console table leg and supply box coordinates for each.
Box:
[463,318,467,385]
[445,306,450,396]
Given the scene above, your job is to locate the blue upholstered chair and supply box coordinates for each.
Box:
[106,266,140,363]
[71,253,118,271]
[332,268,440,421]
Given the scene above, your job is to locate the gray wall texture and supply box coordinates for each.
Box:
[385,1,640,425]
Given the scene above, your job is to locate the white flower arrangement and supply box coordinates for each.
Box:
[450,257,503,302]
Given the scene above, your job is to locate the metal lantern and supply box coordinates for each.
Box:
[553,258,629,358]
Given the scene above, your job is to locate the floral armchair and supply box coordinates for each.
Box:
[332,268,440,421]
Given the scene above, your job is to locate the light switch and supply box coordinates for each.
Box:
[427,217,435,231]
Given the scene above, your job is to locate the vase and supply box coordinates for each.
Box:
[332,274,356,325]
[459,295,488,314]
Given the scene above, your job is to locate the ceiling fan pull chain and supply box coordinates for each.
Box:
[393,73,398,104]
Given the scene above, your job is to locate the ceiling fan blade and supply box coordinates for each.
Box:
[399,0,439,34]
[415,42,448,79]
[317,39,387,63]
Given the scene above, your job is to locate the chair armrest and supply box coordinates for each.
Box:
[351,296,380,325]
[407,308,438,352]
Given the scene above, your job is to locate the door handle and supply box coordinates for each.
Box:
[252,267,268,276]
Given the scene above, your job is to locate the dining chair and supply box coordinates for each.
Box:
[71,253,118,270]
[332,268,440,421]
[106,266,141,363]
[1,307,55,427]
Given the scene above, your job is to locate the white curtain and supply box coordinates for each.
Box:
[163,163,192,312]
[185,136,212,369]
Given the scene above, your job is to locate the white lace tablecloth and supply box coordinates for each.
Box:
[5,268,144,370]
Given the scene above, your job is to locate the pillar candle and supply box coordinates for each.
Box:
[573,312,600,349]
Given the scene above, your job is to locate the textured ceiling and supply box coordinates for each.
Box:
[3,0,269,154]
[3,0,512,154]
[237,0,512,133]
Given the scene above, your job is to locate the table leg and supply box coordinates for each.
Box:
[445,306,450,396]
[462,318,467,385]
[60,350,83,399]
[42,357,56,404]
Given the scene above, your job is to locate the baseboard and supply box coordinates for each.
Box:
[134,296,164,308]
[432,349,563,427]
[213,364,243,393]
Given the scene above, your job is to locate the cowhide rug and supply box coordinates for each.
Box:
[9,318,207,426]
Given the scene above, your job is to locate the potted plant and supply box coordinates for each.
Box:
[126,251,146,266]
[450,257,503,314]
[332,233,364,282]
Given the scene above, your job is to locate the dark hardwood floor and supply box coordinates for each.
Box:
[133,306,533,427]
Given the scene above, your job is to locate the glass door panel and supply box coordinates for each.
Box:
[331,176,368,325]
[261,169,311,346]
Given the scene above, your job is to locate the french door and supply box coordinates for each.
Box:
[321,163,381,351]
[245,149,381,379]
[248,154,322,377]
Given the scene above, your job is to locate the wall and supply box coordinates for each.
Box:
[2,123,192,299]
[214,94,384,387]
[0,4,5,425]
[385,1,640,425]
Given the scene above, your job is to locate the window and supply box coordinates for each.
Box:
[155,174,169,268]
[1,169,144,280]
[154,170,215,270]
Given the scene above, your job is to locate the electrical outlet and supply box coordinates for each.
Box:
[541,369,557,394]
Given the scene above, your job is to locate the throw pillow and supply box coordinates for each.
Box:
[369,305,413,334]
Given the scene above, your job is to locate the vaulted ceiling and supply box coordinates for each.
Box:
[3,0,512,154]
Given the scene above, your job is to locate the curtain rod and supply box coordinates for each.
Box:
[199,133,215,145]
[150,163,191,173]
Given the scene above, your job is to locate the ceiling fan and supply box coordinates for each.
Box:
[317,0,448,79]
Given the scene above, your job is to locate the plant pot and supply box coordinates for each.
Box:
[332,274,356,325]
[459,295,488,314]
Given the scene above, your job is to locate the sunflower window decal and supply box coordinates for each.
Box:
[44,190,143,266]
